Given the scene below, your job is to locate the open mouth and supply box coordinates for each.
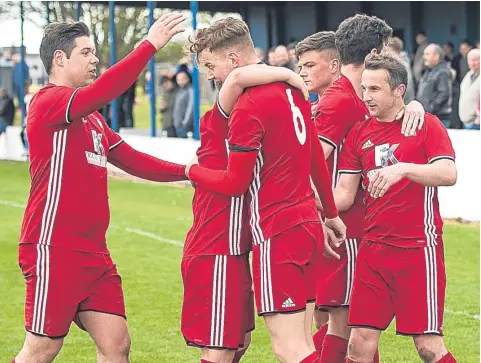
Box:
[89,70,97,77]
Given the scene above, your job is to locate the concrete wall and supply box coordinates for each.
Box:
[2,126,479,222]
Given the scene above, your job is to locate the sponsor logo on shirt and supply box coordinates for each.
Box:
[85,151,107,168]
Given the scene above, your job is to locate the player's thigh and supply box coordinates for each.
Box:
[394,244,446,336]
[252,223,317,315]
[181,254,252,349]
[77,310,130,355]
[17,332,64,362]
[316,238,360,310]
[348,242,394,331]
[19,244,85,338]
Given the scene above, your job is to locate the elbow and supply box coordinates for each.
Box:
[229,183,249,197]
[444,167,457,186]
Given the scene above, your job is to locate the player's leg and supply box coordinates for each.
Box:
[395,243,457,362]
[76,256,130,362]
[14,333,64,363]
[312,310,329,353]
[253,224,321,363]
[305,302,317,351]
[15,245,81,363]
[77,311,131,363]
[182,254,251,363]
[346,242,393,362]
[346,328,381,363]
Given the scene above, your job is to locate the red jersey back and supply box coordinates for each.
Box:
[227,83,320,246]
[184,103,250,256]
[20,84,123,253]
[314,76,368,238]
[338,114,455,248]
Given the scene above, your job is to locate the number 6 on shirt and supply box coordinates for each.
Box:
[286,88,306,145]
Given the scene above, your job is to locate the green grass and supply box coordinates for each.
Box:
[0,161,479,362]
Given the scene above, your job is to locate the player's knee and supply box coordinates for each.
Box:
[270,338,299,362]
[97,333,131,359]
[413,335,446,363]
[18,334,63,363]
[348,329,377,358]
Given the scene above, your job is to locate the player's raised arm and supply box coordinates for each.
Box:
[218,64,309,115]
[68,13,185,121]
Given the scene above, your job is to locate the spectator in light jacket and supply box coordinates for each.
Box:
[173,70,194,138]
[459,48,480,129]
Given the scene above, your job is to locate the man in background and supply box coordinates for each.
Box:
[459,48,480,129]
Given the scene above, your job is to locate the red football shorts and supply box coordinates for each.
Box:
[252,222,322,315]
[181,253,254,350]
[348,241,446,335]
[19,244,126,338]
[316,238,361,310]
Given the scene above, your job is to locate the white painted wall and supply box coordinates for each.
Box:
[1,126,479,222]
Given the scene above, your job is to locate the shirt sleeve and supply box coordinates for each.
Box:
[424,115,456,163]
[315,97,352,148]
[227,97,264,152]
[32,86,80,127]
[338,127,362,174]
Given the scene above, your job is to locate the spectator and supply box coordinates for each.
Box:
[458,39,473,82]
[387,37,416,103]
[12,51,30,111]
[412,31,428,87]
[287,42,298,70]
[267,47,277,66]
[0,88,15,136]
[255,47,265,63]
[275,45,293,69]
[459,48,480,130]
[123,81,136,128]
[477,41,480,49]
[159,74,178,137]
[173,70,194,138]
[417,43,453,127]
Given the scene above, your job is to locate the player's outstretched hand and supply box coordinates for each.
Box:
[323,224,341,260]
[325,216,346,245]
[147,12,186,51]
[397,100,425,137]
[368,163,406,198]
[185,154,198,178]
[287,72,310,100]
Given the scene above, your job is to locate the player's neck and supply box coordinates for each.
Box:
[48,74,74,88]
[377,101,405,123]
[340,64,364,98]
[316,86,329,98]
[241,55,262,66]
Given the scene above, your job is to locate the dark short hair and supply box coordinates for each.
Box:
[295,31,338,60]
[40,21,90,75]
[460,39,472,47]
[364,51,408,94]
[335,14,392,65]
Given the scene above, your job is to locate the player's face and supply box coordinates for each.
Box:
[199,49,235,88]
[64,36,99,87]
[298,50,338,93]
[362,69,398,118]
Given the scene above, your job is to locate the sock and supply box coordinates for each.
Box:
[300,352,321,363]
[373,349,380,363]
[321,334,349,363]
[231,349,247,363]
[11,360,16,363]
[200,360,215,363]
[313,323,328,353]
[436,352,457,363]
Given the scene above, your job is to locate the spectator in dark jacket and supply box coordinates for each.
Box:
[417,44,453,127]
[0,88,15,136]
[159,75,178,137]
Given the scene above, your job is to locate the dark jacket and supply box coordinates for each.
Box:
[0,93,15,125]
[161,86,178,130]
[416,61,453,117]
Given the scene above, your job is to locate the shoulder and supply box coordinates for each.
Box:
[319,83,351,111]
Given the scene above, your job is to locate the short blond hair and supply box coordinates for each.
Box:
[188,17,255,61]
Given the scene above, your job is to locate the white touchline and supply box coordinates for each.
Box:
[0,199,185,248]
[1,199,479,320]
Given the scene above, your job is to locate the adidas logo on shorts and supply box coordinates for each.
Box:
[281,298,296,308]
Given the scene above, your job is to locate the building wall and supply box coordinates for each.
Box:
[327,2,362,30]
[248,5,269,50]
[284,2,317,42]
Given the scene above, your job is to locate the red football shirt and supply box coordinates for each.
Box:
[338,113,455,248]
[20,84,124,253]
[227,83,321,246]
[184,103,250,256]
[314,76,368,238]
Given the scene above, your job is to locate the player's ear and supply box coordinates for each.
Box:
[53,50,67,69]
[330,58,340,74]
[393,84,406,98]
[227,52,241,68]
